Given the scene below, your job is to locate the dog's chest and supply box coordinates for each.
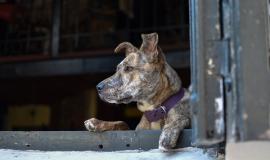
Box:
[137,101,156,112]
[150,120,164,130]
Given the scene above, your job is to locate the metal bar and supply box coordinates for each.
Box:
[26,0,34,53]
[0,51,189,78]
[225,0,240,143]
[189,0,225,146]
[74,1,80,50]
[230,0,270,141]
[179,0,185,39]
[51,0,61,58]
[0,130,192,151]
[153,0,157,30]
[0,25,189,44]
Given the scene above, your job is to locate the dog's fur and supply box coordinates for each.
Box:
[84,33,190,150]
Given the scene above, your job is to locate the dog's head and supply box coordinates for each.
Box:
[97,33,166,104]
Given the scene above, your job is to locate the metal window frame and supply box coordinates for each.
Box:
[189,0,227,146]
[190,0,270,146]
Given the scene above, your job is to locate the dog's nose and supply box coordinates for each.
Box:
[96,82,105,91]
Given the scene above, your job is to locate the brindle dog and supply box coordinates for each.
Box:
[84,33,190,150]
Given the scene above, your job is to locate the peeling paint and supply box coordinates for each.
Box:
[214,79,225,135]
[242,113,248,120]
[208,58,215,69]
[215,97,224,135]
[215,24,220,32]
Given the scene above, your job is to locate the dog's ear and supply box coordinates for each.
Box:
[114,42,138,56]
[140,33,159,62]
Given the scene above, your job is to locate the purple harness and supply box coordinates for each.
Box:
[144,88,185,122]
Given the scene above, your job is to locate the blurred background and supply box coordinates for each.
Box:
[0,0,190,131]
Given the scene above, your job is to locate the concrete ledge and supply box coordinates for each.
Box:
[226,141,270,160]
[0,129,192,151]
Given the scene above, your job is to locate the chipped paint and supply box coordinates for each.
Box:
[214,79,225,135]
[215,97,224,135]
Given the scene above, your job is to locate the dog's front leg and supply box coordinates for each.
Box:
[135,115,151,130]
[84,118,130,132]
[159,116,189,151]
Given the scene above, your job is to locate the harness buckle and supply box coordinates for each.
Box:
[160,105,167,114]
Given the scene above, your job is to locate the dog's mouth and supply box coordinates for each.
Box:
[118,96,133,103]
[99,94,133,104]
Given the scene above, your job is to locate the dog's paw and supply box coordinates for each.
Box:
[158,131,177,151]
[158,145,171,152]
[84,118,98,132]
[159,138,174,152]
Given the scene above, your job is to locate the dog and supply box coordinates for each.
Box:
[84,33,190,150]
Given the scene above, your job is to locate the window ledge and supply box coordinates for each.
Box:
[0,129,192,151]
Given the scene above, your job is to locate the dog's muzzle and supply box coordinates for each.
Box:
[96,82,105,92]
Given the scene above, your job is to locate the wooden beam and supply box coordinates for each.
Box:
[0,51,189,78]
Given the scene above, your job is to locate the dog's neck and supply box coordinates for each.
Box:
[137,62,181,112]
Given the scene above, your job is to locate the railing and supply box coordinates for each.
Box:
[0,0,189,62]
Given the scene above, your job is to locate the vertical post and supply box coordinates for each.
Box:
[179,0,185,41]
[189,0,225,146]
[51,0,61,58]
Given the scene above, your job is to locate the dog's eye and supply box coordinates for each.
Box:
[124,66,134,72]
